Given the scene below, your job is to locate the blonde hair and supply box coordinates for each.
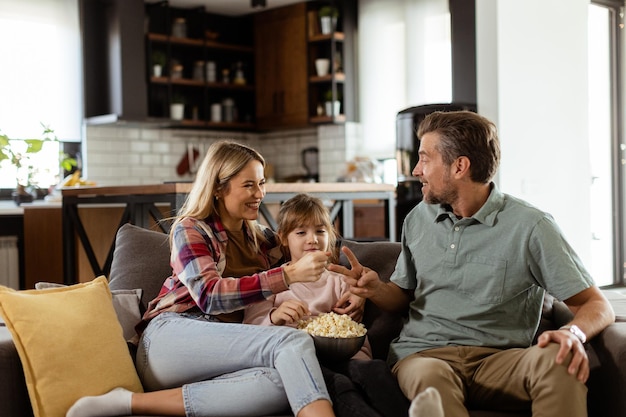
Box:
[276,193,339,262]
[172,140,267,249]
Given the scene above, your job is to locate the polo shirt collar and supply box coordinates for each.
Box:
[435,182,504,226]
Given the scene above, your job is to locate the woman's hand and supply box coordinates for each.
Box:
[270,299,310,325]
[333,292,365,322]
[283,251,331,285]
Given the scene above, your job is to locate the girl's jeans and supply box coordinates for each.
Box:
[136,312,331,417]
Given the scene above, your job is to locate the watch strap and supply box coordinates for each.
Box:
[559,324,587,344]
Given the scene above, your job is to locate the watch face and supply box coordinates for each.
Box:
[566,325,587,343]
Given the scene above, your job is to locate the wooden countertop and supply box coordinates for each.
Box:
[61,182,396,197]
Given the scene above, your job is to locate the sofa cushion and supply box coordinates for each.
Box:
[34,282,142,341]
[0,324,32,417]
[0,276,143,417]
[109,223,171,312]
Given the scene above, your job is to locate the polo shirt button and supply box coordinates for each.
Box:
[454,226,460,231]
[450,244,456,249]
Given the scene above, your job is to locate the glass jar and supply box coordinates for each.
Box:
[171,64,183,79]
[172,18,187,38]
[205,61,216,82]
[222,98,235,122]
[193,61,204,81]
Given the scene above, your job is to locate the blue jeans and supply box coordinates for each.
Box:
[136,312,330,417]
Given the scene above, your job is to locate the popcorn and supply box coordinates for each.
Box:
[297,312,367,338]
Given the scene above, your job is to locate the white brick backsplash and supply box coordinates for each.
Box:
[129,141,151,153]
[84,123,362,186]
[151,142,170,153]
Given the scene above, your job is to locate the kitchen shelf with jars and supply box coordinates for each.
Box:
[145,1,256,130]
[306,2,356,124]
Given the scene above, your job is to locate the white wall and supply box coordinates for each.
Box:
[476,0,591,261]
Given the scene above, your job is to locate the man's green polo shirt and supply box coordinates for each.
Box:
[389,184,594,364]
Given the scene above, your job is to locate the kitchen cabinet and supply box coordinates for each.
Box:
[254,1,357,130]
[23,206,63,289]
[145,2,256,129]
[254,3,309,130]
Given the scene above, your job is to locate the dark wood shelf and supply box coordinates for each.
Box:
[310,114,346,124]
[147,33,253,53]
[176,120,256,130]
[310,73,345,83]
[308,32,345,42]
[150,77,254,91]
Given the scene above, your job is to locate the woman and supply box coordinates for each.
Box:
[68,141,337,417]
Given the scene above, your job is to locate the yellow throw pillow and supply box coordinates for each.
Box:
[0,276,143,417]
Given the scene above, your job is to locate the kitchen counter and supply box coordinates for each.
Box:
[61,182,396,284]
[0,201,24,215]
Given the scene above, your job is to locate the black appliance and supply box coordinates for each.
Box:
[395,103,477,238]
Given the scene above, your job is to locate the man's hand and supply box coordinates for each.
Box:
[536,329,589,382]
[327,246,382,298]
[270,299,310,326]
[333,292,365,322]
[329,246,411,313]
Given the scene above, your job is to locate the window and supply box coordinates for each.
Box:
[0,0,82,191]
[587,0,624,286]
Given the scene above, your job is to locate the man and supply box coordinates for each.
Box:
[331,111,615,417]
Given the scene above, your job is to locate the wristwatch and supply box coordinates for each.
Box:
[560,324,587,344]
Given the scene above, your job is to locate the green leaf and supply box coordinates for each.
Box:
[24,139,44,154]
[0,134,9,148]
[61,157,78,171]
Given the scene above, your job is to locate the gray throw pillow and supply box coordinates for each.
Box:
[108,223,172,312]
[34,282,142,341]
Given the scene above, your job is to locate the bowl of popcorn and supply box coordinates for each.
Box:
[297,312,367,362]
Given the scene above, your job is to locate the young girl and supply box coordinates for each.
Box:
[244,193,410,417]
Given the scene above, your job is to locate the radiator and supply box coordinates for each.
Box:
[0,236,19,289]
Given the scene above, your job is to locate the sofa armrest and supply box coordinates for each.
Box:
[587,322,626,417]
[0,325,33,417]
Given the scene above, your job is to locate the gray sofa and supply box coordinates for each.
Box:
[2,223,626,417]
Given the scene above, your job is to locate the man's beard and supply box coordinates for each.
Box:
[422,174,457,206]
[423,187,457,205]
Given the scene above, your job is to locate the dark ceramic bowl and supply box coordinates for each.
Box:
[311,334,366,362]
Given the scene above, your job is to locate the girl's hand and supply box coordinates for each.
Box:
[283,251,331,284]
[333,292,365,322]
[270,299,310,325]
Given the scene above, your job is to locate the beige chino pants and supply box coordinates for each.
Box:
[392,344,587,417]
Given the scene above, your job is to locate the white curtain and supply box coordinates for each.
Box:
[0,0,82,141]
[358,0,451,159]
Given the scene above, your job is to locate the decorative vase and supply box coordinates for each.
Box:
[325,100,341,117]
[170,103,184,120]
[153,64,162,77]
[315,58,330,76]
[320,16,337,35]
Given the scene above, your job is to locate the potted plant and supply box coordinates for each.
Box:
[318,5,339,35]
[170,94,185,120]
[323,89,341,117]
[0,124,76,204]
[151,50,167,77]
